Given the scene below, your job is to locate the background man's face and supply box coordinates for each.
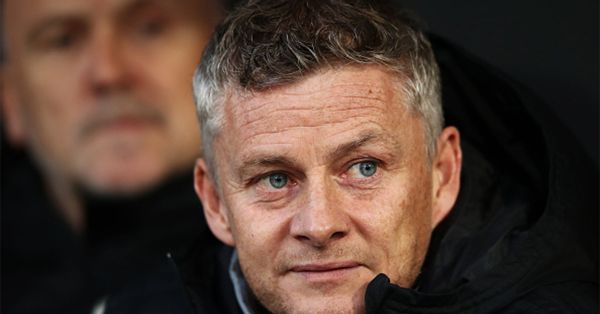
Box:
[209,66,439,313]
[3,0,219,194]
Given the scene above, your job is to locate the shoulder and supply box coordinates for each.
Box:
[500,281,598,314]
[101,255,194,314]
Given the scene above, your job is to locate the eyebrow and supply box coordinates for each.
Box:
[237,155,302,181]
[327,131,401,162]
[25,0,152,47]
[27,15,84,47]
[236,131,400,180]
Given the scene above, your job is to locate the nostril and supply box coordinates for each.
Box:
[295,234,311,242]
[331,231,345,240]
[293,230,347,248]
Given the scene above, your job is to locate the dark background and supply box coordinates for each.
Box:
[399,0,598,162]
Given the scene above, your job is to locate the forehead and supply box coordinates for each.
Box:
[228,66,407,129]
[217,66,422,164]
[6,0,144,22]
[4,0,200,38]
[3,0,205,15]
[3,0,211,62]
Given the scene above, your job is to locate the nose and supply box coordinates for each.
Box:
[290,179,350,248]
[86,29,130,95]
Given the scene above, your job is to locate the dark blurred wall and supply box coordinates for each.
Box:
[400,0,598,162]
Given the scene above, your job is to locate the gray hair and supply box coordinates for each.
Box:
[193,0,443,176]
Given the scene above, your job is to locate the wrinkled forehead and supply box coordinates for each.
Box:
[213,67,426,163]
[223,66,411,132]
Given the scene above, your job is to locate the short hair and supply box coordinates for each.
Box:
[193,0,443,177]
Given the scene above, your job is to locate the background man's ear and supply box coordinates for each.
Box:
[431,126,462,228]
[2,67,26,146]
[194,158,235,246]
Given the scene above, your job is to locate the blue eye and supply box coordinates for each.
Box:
[268,173,288,189]
[350,161,377,178]
[359,161,377,177]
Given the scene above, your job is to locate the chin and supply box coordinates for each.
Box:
[83,174,163,196]
[79,156,168,196]
[278,296,364,314]
[262,285,367,314]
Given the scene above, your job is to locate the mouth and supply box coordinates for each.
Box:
[289,261,363,282]
[81,115,163,139]
[102,116,158,130]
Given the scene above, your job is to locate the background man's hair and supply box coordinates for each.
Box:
[193,0,443,177]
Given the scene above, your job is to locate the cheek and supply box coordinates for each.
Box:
[129,31,204,100]
[229,211,283,293]
[227,199,292,267]
[349,172,433,282]
[132,51,198,127]
[389,183,433,284]
[230,207,286,251]
[21,55,84,111]
[16,68,85,152]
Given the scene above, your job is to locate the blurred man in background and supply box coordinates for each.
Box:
[1,0,224,312]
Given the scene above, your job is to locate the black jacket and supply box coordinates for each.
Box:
[174,35,598,313]
[1,143,209,314]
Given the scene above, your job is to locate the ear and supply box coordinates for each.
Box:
[430,126,462,228]
[194,158,235,246]
[2,65,26,145]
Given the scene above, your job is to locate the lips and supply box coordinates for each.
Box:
[103,116,157,130]
[79,102,165,140]
[290,261,361,272]
[289,261,363,282]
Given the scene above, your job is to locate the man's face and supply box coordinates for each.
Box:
[198,66,461,313]
[3,0,219,194]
